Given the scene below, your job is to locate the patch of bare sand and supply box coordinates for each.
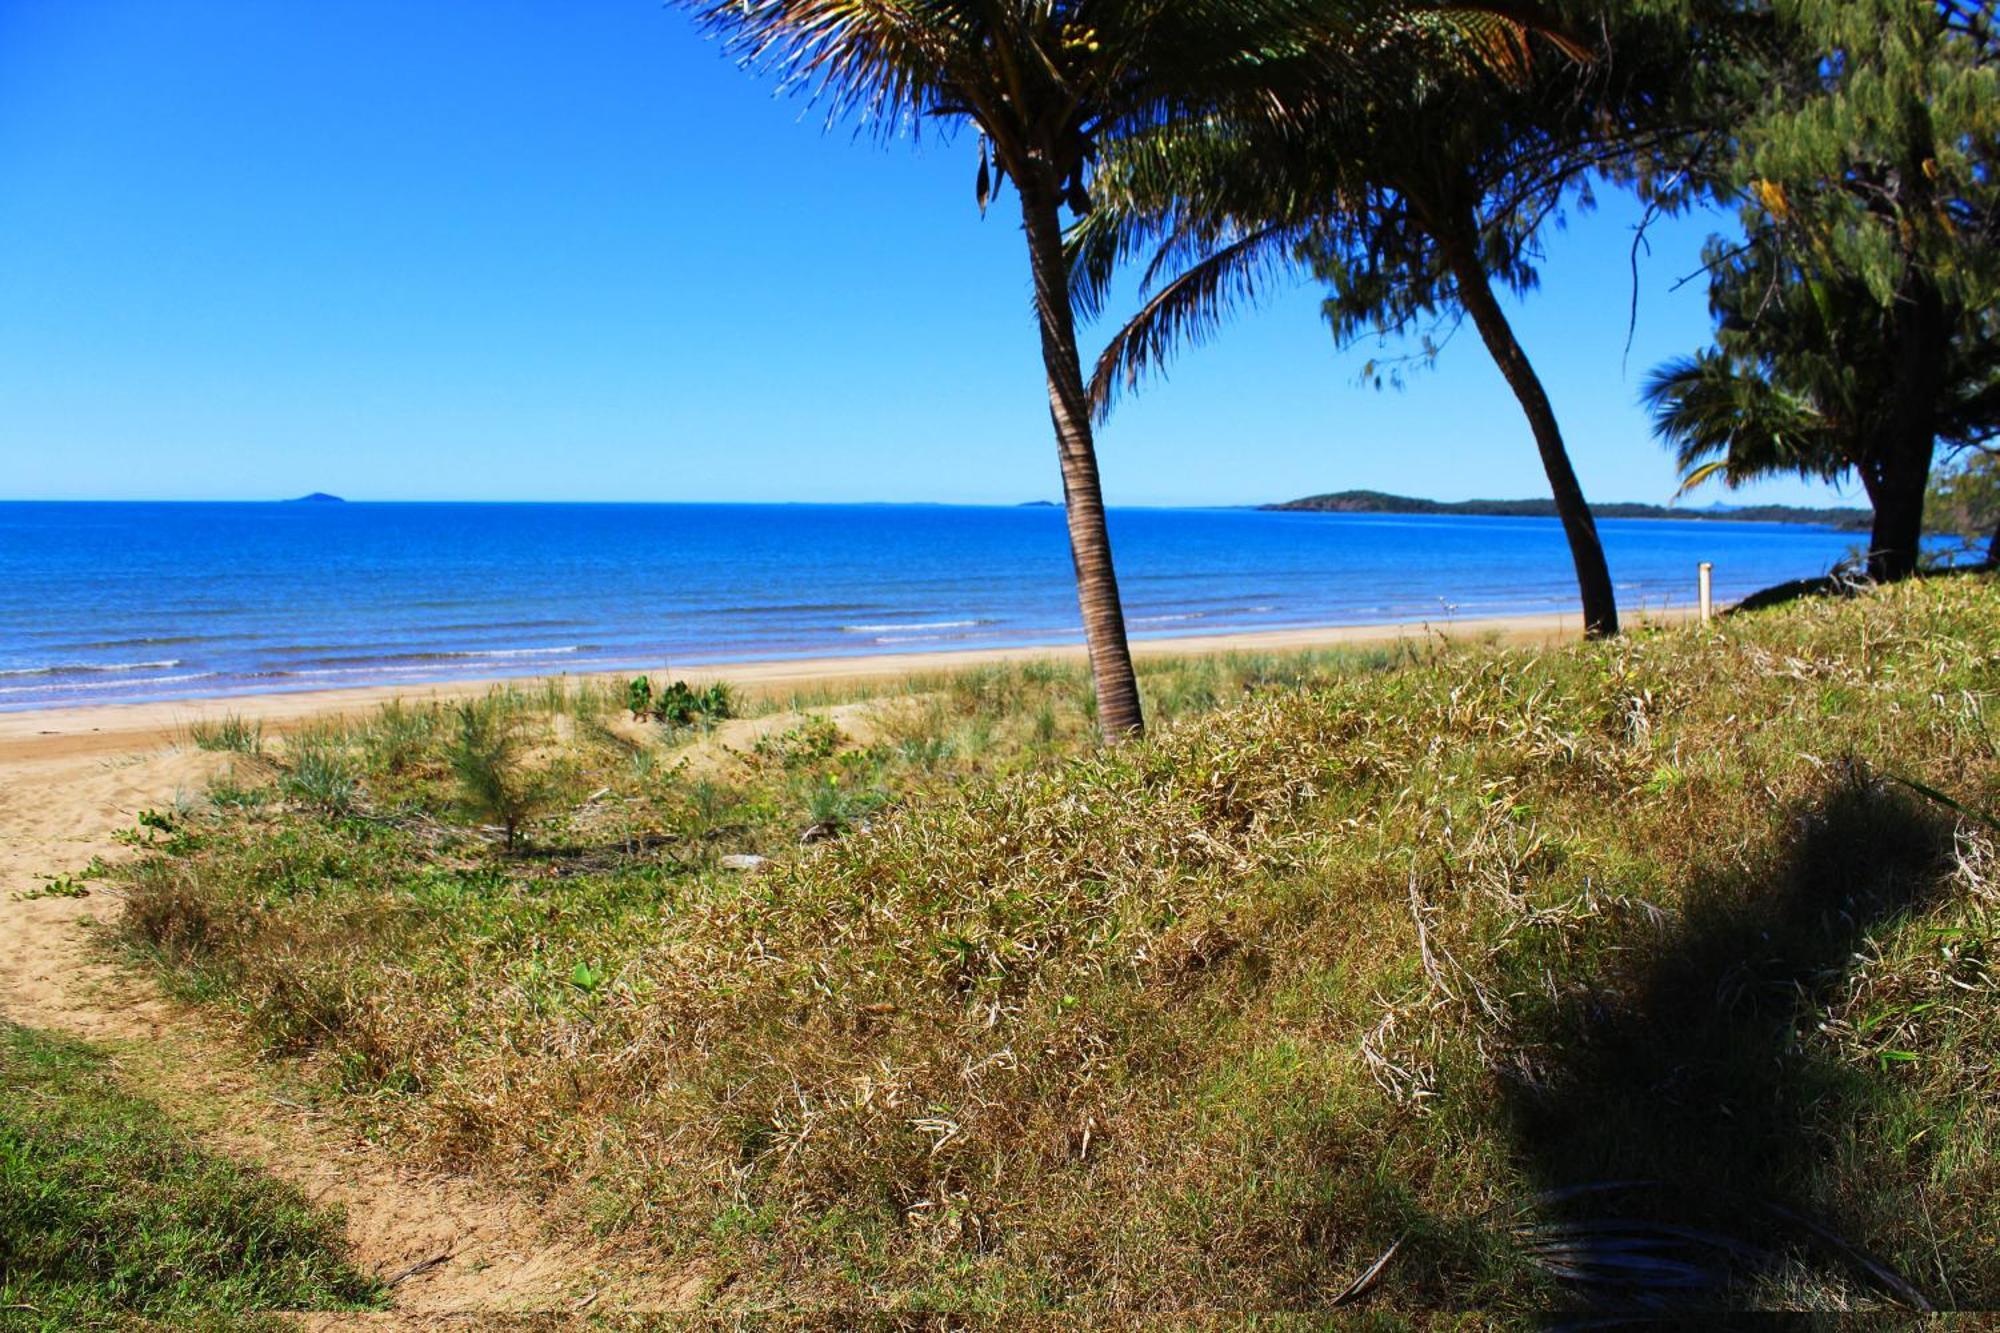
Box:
[660,698,894,778]
[0,740,694,1320]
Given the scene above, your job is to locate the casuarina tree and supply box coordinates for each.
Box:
[1646,0,1999,580]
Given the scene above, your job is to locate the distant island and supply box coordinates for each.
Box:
[288,492,345,503]
[1263,490,1872,530]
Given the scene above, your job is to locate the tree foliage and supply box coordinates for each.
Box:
[1647,0,2000,580]
[1926,448,2000,560]
[1069,2,1697,636]
[685,0,1557,735]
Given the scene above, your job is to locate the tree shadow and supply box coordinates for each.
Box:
[1495,765,1961,1318]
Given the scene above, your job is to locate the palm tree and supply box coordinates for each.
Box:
[1071,12,1693,639]
[681,0,1544,735]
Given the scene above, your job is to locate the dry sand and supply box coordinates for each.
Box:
[0,607,1690,1319]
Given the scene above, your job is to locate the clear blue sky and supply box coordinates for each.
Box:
[0,0,1856,508]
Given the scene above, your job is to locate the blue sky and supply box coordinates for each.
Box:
[0,0,1857,508]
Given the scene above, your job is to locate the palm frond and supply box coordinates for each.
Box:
[688,0,975,132]
[1087,222,1301,420]
[1644,351,1847,493]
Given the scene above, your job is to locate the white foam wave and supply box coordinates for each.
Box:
[0,658,184,678]
[450,645,583,659]
[841,620,981,634]
[0,671,216,697]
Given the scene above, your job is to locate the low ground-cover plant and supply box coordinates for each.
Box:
[627,675,733,729]
[0,1024,380,1327]
[112,579,2000,1313]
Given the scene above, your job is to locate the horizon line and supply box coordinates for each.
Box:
[0,494,1870,510]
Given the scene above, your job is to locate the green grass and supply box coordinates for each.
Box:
[0,1024,380,1329]
[185,714,264,755]
[109,578,2000,1314]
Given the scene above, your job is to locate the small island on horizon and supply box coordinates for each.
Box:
[1262,489,1873,530]
[288,492,346,504]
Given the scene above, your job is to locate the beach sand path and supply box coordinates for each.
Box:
[0,729,695,1322]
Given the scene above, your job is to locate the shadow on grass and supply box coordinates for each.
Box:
[1496,766,1959,1318]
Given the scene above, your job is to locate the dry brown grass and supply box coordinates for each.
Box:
[113,577,1999,1314]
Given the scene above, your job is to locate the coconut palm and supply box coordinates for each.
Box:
[1069,8,1677,639]
[681,0,1548,735]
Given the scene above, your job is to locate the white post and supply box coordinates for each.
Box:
[1698,562,1714,626]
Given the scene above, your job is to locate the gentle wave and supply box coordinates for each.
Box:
[0,671,217,697]
[275,645,590,669]
[841,619,985,634]
[428,619,586,633]
[479,645,586,659]
[0,658,184,678]
[75,636,225,650]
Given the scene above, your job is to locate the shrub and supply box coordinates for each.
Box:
[354,699,440,775]
[628,677,734,729]
[445,699,547,852]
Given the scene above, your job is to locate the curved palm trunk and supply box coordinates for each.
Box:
[1017,173,1145,739]
[1440,227,1620,638]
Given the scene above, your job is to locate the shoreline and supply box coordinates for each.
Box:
[0,607,1696,763]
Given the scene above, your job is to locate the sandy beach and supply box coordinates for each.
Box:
[0,607,1696,766]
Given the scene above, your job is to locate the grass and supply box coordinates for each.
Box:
[0,1024,380,1329]
[109,578,1999,1314]
[186,714,263,755]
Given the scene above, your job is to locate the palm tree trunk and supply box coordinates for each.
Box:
[1440,227,1620,638]
[1016,172,1145,739]
[1986,514,1999,570]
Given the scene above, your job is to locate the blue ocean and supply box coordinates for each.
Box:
[0,501,1874,711]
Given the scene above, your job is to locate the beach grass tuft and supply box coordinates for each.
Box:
[186,714,263,755]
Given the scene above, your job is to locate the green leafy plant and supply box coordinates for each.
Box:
[115,808,179,848]
[754,715,841,767]
[629,676,733,730]
[16,874,89,902]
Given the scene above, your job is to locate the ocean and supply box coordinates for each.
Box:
[0,501,1874,711]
